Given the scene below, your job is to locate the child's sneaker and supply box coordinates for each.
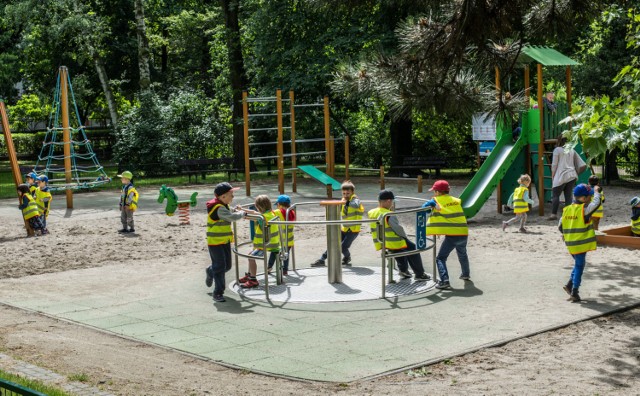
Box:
[213,294,226,302]
[240,279,259,289]
[398,271,412,279]
[518,227,528,233]
[459,275,471,281]
[435,280,451,290]
[562,281,573,296]
[205,267,214,287]
[283,270,288,276]
[118,228,129,233]
[414,273,431,281]
[129,228,135,233]
[239,272,251,283]
[311,260,326,267]
[502,221,508,231]
[342,257,352,266]
[569,289,581,302]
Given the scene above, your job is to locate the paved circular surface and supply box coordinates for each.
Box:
[230,266,436,303]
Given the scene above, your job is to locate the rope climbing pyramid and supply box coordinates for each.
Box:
[33,66,111,193]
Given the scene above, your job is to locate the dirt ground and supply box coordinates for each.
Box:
[1,180,639,395]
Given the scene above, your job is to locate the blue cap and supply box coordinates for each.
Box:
[573,183,593,197]
[26,172,37,180]
[630,196,640,207]
[276,194,291,204]
[37,175,48,183]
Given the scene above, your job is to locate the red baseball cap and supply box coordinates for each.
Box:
[429,180,450,192]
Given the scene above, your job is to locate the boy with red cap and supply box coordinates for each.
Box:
[558,183,601,302]
[422,180,469,290]
[205,182,248,302]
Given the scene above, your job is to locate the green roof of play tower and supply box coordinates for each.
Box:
[519,46,580,66]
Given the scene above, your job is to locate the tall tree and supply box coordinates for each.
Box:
[219,0,248,168]
[134,0,152,91]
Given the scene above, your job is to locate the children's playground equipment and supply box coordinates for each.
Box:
[231,197,436,301]
[596,226,640,249]
[242,90,349,198]
[0,100,34,236]
[459,46,589,219]
[157,185,198,225]
[25,66,110,209]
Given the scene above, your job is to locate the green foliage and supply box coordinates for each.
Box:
[0,368,72,396]
[114,89,230,175]
[7,94,51,131]
[413,112,475,169]
[341,101,390,168]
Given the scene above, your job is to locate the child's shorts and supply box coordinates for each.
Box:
[249,249,264,257]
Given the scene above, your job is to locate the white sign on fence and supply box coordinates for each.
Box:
[472,113,496,141]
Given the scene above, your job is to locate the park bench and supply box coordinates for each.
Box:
[393,156,447,177]
[177,157,239,183]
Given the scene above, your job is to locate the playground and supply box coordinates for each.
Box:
[0,178,639,394]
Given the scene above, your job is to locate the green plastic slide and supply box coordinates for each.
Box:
[297,165,342,190]
[460,132,528,219]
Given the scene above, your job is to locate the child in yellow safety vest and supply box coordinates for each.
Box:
[239,195,282,289]
[558,183,602,303]
[17,184,46,236]
[312,180,364,267]
[205,182,248,303]
[502,174,534,233]
[35,175,52,234]
[25,172,38,197]
[422,180,469,290]
[588,175,604,231]
[629,196,640,237]
[367,189,431,281]
[117,171,139,234]
[276,195,295,275]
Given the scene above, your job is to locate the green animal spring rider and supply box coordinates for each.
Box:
[157,185,198,225]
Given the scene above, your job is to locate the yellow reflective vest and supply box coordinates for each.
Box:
[253,210,281,252]
[592,190,604,218]
[35,188,53,217]
[341,194,365,232]
[367,207,407,251]
[21,194,40,220]
[561,203,597,255]
[207,203,234,246]
[279,208,295,247]
[426,195,468,236]
[513,186,529,214]
[631,216,640,236]
[120,184,139,211]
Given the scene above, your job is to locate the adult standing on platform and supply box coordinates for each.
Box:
[548,136,586,220]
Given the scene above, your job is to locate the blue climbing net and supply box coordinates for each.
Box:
[33,68,111,192]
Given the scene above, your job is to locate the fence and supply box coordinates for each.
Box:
[0,379,48,396]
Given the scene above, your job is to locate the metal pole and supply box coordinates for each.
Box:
[60,66,73,208]
[380,166,385,189]
[261,218,270,300]
[233,222,240,282]
[321,201,342,283]
[243,91,251,196]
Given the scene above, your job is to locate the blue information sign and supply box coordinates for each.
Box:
[416,210,428,249]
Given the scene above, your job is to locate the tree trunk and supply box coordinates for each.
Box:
[389,116,413,174]
[219,0,248,169]
[93,55,118,128]
[605,149,620,184]
[134,0,151,91]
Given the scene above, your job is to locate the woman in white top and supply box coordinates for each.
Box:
[549,136,586,220]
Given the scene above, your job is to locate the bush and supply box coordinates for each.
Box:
[7,94,51,131]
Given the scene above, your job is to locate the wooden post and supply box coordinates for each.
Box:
[60,67,73,209]
[323,96,330,176]
[290,90,297,193]
[537,63,544,216]
[417,175,423,193]
[344,135,350,180]
[380,166,385,189]
[495,65,502,213]
[524,65,530,101]
[276,89,284,194]
[242,91,250,196]
[1,101,34,236]
[329,136,335,177]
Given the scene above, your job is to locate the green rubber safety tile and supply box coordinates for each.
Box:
[31,301,90,315]
[58,308,116,322]
[121,307,180,321]
[108,321,172,337]
[102,301,154,315]
[181,321,243,337]
[240,355,318,375]
[136,328,201,345]
[166,336,238,355]
[201,346,269,365]
[274,345,357,367]
[286,366,348,382]
[82,314,140,329]
[151,314,213,329]
[74,296,119,309]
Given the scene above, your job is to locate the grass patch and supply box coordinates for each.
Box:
[0,368,72,396]
[67,372,90,382]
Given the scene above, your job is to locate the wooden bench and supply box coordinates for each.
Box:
[177,158,239,182]
[393,156,447,177]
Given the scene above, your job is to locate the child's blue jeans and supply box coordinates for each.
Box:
[435,235,470,282]
[570,253,587,289]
